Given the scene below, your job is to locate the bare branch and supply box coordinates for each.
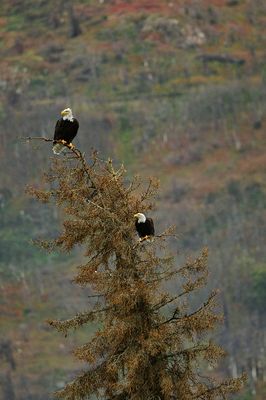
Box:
[159,290,218,326]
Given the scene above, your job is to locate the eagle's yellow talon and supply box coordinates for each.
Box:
[69,143,75,149]
[139,235,149,243]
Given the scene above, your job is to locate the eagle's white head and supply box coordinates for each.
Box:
[134,213,146,223]
[61,107,73,121]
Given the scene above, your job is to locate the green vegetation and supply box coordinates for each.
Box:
[0,194,65,281]
[247,265,266,313]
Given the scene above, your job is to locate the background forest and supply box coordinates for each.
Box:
[0,0,265,399]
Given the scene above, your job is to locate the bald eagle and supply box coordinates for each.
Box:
[53,108,79,155]
[134,213,155,241]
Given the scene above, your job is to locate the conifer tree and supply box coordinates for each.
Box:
[27,141,245,400]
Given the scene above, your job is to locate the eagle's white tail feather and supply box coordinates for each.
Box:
[53,143,65,155]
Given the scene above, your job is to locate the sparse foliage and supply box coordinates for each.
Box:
[27,141,245,400]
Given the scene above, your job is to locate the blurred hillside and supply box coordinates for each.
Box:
[0,0,265,399]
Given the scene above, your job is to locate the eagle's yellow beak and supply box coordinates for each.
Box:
[134,214,139,218]
[61,110,68,116]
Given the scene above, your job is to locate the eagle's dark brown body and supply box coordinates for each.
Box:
[135,218,155,239]
[53,118,79,145]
